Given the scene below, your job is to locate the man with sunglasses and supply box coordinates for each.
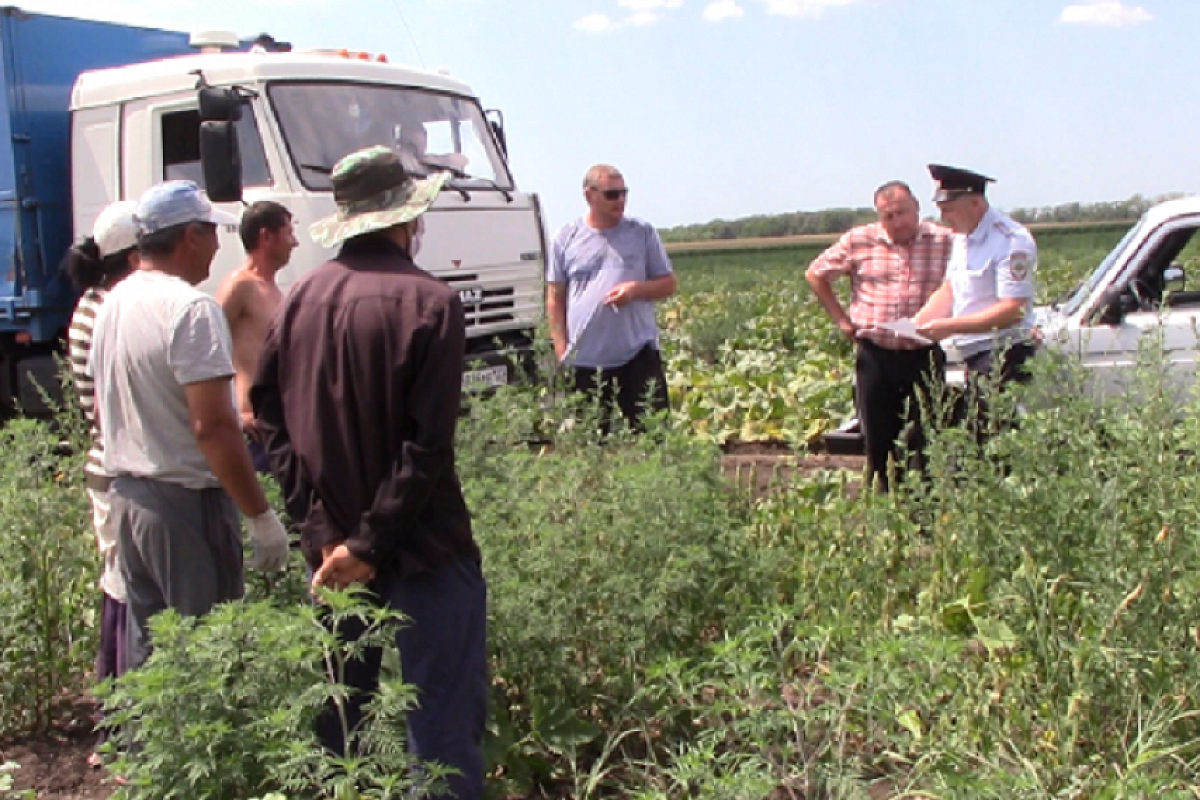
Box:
[547,164,677,431]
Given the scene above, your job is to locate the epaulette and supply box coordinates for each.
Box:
[992,217,1020,238]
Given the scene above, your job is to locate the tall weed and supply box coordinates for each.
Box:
[0,417,95,733]
[458,385,773,795]
[616,344,1200,797]
[101,590,442,800]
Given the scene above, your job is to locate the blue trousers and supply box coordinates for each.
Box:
[317,557,488,800]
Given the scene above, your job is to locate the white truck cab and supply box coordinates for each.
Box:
[70,47,545,390]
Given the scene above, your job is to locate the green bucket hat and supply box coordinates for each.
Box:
[310,145,450,249]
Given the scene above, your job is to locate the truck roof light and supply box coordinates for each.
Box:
[322,48,384,61]
[376,53,388,62]
[189,30,240,53]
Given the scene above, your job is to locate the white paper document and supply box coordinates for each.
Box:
[858,318,932,346]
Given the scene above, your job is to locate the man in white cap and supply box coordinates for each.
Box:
[64,199,142,765]
[250,147,485,800]
[89,180,290,671]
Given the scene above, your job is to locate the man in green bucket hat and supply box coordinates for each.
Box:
[251,145,486,799]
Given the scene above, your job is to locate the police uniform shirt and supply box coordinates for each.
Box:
[948,206,1037,357]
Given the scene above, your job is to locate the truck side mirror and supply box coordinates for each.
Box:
[200,121,243,203]
[198,87,242,122]
[197,85,245,203]
[1164,263,1186,292]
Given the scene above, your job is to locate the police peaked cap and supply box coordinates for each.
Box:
[928,164,995,202]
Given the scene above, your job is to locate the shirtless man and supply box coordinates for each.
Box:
[216,200,297,472]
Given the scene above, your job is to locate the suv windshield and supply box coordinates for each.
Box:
[269,81,511,191]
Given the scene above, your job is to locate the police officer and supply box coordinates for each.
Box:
[914,164,1037,384]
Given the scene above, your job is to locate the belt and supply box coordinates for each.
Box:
[85,473,113,492]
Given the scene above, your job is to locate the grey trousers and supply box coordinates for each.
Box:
[112,476,244,671]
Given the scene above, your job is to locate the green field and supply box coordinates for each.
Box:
[667,222,1128,301]
[5,216,1200,799]
[659,224,1131,444]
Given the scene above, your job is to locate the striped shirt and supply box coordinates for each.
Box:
[68,288,108,479]
[809,220,953,350]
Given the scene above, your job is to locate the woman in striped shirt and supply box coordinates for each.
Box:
[64,200,140,767]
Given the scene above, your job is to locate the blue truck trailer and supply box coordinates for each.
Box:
[0,8,193,411]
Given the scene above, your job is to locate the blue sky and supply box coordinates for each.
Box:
[20,0,1197,233]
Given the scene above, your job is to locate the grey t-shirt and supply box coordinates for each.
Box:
[88,270,236,489]
[547,216,674,369]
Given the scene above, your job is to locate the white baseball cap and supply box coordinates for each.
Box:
[93,200,140,257]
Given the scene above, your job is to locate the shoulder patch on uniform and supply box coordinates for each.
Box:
[1008,251,1033,281]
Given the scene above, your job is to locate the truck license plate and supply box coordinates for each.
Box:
[463,364,507,392]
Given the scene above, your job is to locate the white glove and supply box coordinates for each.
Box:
[245,510,290,571]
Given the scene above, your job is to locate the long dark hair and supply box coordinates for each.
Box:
[63,238,136,292]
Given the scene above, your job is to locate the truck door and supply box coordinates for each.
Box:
[121,95,274,196]
[120,93,275,291]
[1073,218,1200,399]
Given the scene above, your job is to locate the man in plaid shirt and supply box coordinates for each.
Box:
[806,181,952,491]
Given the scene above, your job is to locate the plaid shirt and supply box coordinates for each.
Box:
[809,220,952,350]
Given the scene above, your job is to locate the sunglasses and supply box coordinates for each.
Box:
[592,187,629,201]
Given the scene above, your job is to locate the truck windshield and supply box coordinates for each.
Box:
[268,81,512,191]
[1061,218,1146,316]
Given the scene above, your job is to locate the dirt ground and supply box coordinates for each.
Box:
[720,440,866,498]
[1,696,116,800]
[3,445,865,800]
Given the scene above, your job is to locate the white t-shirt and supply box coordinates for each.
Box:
[88,270,236,489]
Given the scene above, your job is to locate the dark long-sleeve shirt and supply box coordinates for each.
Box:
[250,234,478,575]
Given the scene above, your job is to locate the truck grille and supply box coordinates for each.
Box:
[441,273,515,326]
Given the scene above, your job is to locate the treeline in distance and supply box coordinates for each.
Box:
[658,193,1185,243]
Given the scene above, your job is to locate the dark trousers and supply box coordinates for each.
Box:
[963,342,1036,386]
[960,342,1037,441]
[572,344,670,433]
[95,591,127,681]
[94,592,127,748]
[317,557,488,800]
[247,436,272,475]
[855,340,946,492]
